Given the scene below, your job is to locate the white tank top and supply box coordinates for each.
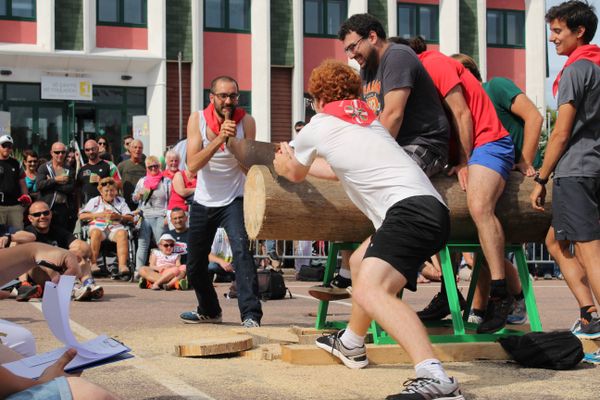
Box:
[193,111,246,207]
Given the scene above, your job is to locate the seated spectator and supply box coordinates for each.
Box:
[79,177,134,281]
[22,149,40,202]
[138,234,186,290]
[132,156,171,273]
[22,201,103,301]
[162,150,180,180]
[0,243,118,400]
[168,169,196,212]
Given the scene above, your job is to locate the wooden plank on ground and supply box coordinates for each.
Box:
[175,335,253,357]
[230,327,300,345]
[241,343,282,361]
[281,342,510,365]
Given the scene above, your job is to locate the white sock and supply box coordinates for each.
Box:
[340,327,365,349]
[415,359,451,382]
[339,267,351,279]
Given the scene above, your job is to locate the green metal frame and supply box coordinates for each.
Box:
[315,241,542,345]
[486,8,525,49]
[204,0,251,33]
[303,0,348,38]
[0,0,36,21]
[397,2,439,44]
[96,0,147,27]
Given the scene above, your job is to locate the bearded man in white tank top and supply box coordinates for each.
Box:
[179,76,262,327]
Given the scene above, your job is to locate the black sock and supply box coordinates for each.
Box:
[490,279,508,298]
[580,305,597,323]
[514,291,524,301]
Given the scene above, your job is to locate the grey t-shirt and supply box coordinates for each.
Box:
[361,44,450,158]
[555,59,600,178]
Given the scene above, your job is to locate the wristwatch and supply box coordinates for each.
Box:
[534,173,549,185]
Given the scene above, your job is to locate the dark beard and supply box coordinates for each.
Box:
[362,48,380,75]
[215,104,236,119]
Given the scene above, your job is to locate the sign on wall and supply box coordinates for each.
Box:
[132,115,149,152]
[0,111,10,135]
[41,76,93,101]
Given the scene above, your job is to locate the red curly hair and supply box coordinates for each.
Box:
[308,60,361,104]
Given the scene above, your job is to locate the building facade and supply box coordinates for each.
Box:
[0,0,546,158]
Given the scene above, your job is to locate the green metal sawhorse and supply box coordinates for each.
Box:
[315,241,543,344]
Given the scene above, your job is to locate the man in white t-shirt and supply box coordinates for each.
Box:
[273,60,463,400]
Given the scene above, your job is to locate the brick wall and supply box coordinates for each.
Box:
[166,62,192,146]
[55,0,83,50]
[271,67,292,143]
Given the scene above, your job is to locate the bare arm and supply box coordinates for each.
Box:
[530,102,576,211]
[19,177,28,197]
[208,253,234,272]
[172,171,195,198]
[186,111,230,174]
[242,114,256,140]
[11,230,36,244]
[510,93,544,176]
[273,142,311,183]
[378,88,411,139]
[148,252,158,270]
[308,157,338,180]
[444,85,473,191]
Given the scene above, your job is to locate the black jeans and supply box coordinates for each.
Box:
[187,198,262,322]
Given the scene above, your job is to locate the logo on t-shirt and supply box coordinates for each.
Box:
[362,80,382,115]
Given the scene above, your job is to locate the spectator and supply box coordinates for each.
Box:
[117,135,134,163]
[37,142,77,232]
[168,169,196,212]
[294,120,306,134]
[22,149,40,202]
[163,150,181,180]
[132,155,171,273]
[171,138,188,171]
[24,201,103,301]
[0,243,118,400]
[79,177,134,281]
[76,140,122,209]
[0,135,31,230]
[97,138,113,162]
[118,139,146,210]
[65,148,80,172]
[138,233,186,290]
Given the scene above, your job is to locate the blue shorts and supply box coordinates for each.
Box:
[468,136,515,181]
[6,377,72,400]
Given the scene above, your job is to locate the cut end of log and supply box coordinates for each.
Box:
[244,166,267,240]
[175,334,253,357]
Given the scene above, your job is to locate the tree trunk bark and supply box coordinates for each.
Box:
[244,166,552,244]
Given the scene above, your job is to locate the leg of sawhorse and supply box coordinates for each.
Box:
[513,245,543,331]
[463,252,483,322]
[315,242,341,330]
[439,246,466,335]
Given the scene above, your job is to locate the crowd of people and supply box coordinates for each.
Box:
[1,1,600,399]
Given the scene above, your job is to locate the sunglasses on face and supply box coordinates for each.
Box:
[53,150,66,155]
[26,160,38,164]
[1,143,13,149]
[98,142,107,146]
[162,243,174,248]
[30,210,51,218]
[100,181,115,187]
[147,164,160,170]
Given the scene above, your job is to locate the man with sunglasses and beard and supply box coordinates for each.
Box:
[76,139,122,209]
[0,135,31,230]
[180,75,263,328]
[37,142,77,232]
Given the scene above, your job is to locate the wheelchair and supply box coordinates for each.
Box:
[79,219,138,281]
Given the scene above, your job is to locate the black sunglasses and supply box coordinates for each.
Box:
[147,164,160,169]
[30,210,51,217]
[53,150,66,155]
[100,181,115,187]
[1,143,13,148]
[98,142,107,145]
[162,243,174,248]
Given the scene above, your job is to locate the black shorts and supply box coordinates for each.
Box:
[364,195,450,292]
[552,177,600,241]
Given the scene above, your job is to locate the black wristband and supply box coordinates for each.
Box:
[534,174,549,185]
[3,233,11,248]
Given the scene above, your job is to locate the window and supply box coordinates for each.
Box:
[204,0,250,32]
[487,9,525,48]
[397,3,439,43]
[304,0,347,37]
[97,0,147,27]
[0,0,35,20]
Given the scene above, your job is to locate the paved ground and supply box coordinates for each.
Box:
[1,273,598,399]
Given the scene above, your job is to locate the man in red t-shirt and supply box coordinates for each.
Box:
[391,37,516,334]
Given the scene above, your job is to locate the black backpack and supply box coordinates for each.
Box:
[225,269,292,300]
[498,331,584,370]
[297,263,325,281]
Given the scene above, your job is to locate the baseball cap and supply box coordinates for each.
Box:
[0,135,13,145]
[159,233,176,243]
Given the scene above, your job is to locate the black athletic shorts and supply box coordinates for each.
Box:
[364,195,450,292]
[552,177,600,241]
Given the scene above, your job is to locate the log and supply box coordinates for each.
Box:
[244,165,552,243]
[174,334,253,357]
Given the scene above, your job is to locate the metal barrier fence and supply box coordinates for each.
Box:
[252,240,558,268]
